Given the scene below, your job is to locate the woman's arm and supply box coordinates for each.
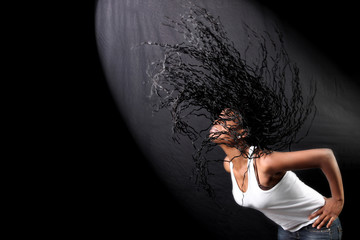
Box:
[262,148,344,229]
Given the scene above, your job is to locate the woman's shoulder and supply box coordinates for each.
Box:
[255,151,285,176]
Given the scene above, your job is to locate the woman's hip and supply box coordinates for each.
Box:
[277,218,342,240]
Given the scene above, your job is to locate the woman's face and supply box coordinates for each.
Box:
[209,109,243,144]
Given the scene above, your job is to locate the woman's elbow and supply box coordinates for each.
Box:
[321,148,336,165]
[324,148,334,157]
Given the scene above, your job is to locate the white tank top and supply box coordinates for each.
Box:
[230,146,325,232]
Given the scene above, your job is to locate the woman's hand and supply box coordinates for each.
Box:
[308,197,344,229]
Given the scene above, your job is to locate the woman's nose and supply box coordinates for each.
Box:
[213,118,225,127]
[213,118,221,125]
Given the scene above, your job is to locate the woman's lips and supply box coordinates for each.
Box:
[210,126,219,133]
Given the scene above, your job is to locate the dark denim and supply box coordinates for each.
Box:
[278,218,342,240]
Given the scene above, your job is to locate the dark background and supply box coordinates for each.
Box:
[38,0,359,239]
[257,0,359,79]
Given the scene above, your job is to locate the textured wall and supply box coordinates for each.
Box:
[95,1,359,239]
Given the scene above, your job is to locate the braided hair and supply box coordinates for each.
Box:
[143,3,316,196]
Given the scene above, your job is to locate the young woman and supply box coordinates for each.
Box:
[210,109,343,239]
[144,3,344,239]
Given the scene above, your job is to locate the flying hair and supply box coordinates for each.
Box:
[142,2,317,197]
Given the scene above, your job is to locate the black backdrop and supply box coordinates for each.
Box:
[57,1,360,239]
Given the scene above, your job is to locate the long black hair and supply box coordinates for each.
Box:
[143,3,316,196]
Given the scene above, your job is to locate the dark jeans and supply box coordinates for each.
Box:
[278,218,342,240]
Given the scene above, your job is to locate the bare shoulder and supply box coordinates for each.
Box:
[224,156,230,173]
[254,153,277,175]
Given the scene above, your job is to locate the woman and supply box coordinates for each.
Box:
[144,3,344,239]
[210,109,343,239]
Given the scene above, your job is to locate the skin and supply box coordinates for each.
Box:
[210,110,344,229]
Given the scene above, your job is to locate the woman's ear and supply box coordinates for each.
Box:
[237,129,248,138]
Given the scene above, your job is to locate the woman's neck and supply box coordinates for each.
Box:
[220,144,249,169]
